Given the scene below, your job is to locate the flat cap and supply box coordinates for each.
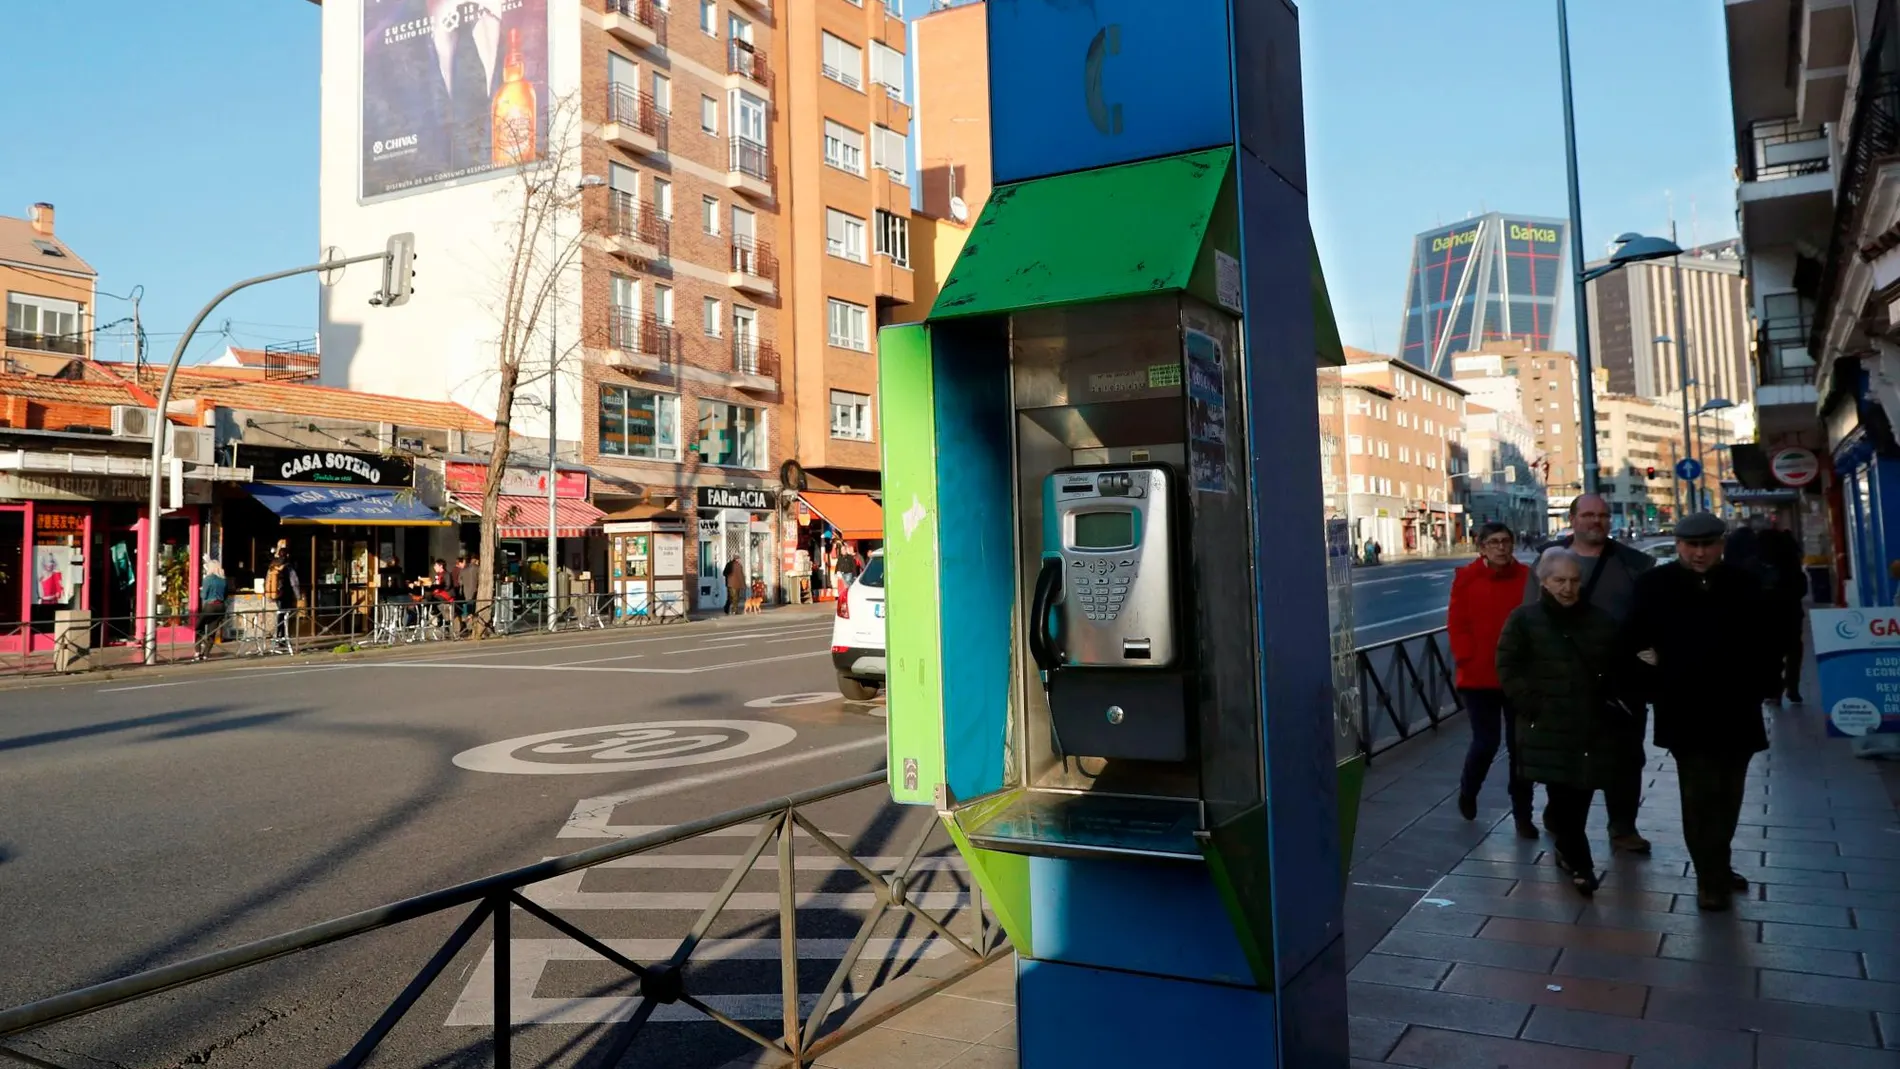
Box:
[1674,512,1726,540]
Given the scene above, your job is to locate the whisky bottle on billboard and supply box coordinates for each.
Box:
[492,28,538,165]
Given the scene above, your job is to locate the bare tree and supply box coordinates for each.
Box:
[472,93,593,634]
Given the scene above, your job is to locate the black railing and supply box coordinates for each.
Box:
[729,136,772,183]
[1738,116,1831,182]
[3,328,84,356]
[606,0,667,45]
[1758,292,1819,387]
[730,233,779,283]
[607,84,667,144]
[607,188,669,258]
[734,336,779,381]
[1811,70,1900,359]
[1353,627,1463,762]
[729,40,770,87]
[263,338,318,381]
[610,308,672,356]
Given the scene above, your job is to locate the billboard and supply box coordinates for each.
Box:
[360,0,550,200]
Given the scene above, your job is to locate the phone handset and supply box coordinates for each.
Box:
[1029,556,1065,673]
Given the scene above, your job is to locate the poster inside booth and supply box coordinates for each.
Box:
[1809,609,1900,737]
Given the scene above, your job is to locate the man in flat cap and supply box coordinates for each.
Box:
[1625,512,1779,910]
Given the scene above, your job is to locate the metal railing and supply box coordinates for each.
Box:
[731,233,779,283]
[730,136,773,183]
[1353,626,1463,763]
[0,773,1003,1069]
[734,336,780,381]
[607,84,667,143]
[606,0,666,45]
[3,329,84,356]
[1810,69,1900,359]
[609,307,672,356]
[607,188,669,257]
[730,40,770,88]
[1738,116,1831,182]
[1757,293,1818,386]
[262,338,319,380]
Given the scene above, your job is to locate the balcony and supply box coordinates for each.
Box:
[603,0,665,52]
[3,329,84,357]
[874,253,913,305]
[1755,292,1821,408]
[728,41,771,96]
[603,85,667,158]
[606,189,668,263]
[1798,0,1855,123]
[728,235,778,298]
[731,336,779,392]
[732,0,768,12]
[1737,116,1834,250]
[726,137,774,200]
[607,309,673,374]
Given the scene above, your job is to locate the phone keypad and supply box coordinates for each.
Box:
[1070,557,1136,622]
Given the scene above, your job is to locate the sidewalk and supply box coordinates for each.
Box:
[805,669,1900,1068]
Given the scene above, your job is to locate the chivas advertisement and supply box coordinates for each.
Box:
[360,0,550,199]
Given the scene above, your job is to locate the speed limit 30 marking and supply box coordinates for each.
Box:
[452,720,797,775]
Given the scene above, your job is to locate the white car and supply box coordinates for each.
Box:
[1634,537,1679,563]
[830,550,885,701]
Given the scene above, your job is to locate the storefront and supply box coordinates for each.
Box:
[794,490,884,601]
[694,484,779,611]
[442,460,606,597]
[225,446,452,635]
[603,506,688,618]
[0,471,213,652]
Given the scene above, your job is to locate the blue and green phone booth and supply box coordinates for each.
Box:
[876,1,1360,1065]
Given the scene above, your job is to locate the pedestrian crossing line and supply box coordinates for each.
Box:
[554,853,966,872]
[522,886,970,912]
[446,937,952,1026]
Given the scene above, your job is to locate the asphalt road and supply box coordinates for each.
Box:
[0,560,1471,1068]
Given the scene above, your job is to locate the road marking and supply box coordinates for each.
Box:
[744,692,844,708]
[453,720,798,775]
[1352,569,1459,587]
[557,854,964,873]
[559,735,887,838]
[391,623,830,664]
[544,653,646,667]
[374,650,829,675]
[768,635,824,644]
[99,680,196,692]
[1354,607,1450,630]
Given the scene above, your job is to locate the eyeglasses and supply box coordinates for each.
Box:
[1481,537,1514,548]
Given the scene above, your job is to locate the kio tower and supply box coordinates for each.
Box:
[1398,212,1569,378]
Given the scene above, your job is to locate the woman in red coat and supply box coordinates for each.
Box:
[1448,522,1537,836]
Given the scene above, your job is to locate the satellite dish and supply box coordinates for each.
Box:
[319,245,346,287]
[949,196,969,223]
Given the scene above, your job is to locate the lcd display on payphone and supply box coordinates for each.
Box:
[1072,511,1134,550]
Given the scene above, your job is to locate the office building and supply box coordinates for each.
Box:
[1398,212,1569,378]
[1341,349,1468,554]
[1585,239,1753,406]
[1452,340,1582,522]
[1461,403,1546,538]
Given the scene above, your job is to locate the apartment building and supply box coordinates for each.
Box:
[1341,349,1469,554]
[1451,339,1582,521]
[888,0,989,321]
[777,0,912,493]
[1585,240,1753,405]
[1461,403,1546,538]
[3,204,94,368]
[1594,389,1685,530]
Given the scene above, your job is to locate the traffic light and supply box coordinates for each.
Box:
[380,232,416,307]
[1645,466,1658,479]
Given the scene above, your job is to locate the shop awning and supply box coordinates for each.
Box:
[800,491,884,541]
[244,483,452,526]
[451,493,606,538]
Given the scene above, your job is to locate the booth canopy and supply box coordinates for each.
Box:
[926,144,1345,367]
[452,493,606,538]
[800,491,884,541]
[244,483,451,526]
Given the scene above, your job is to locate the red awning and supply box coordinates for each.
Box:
[800,491,883,541]
[451,493,606,537]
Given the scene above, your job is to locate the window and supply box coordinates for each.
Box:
[733,305,759,368]
[653,284,674,325]
[697,400,764,468]
[872,125,908,184]
[875,209,909,267]
[1424,418,1433,435]
[703,296,722,336]
[824,120,864,175]
[1549,422,1562,435]
[1348,474,1366,494]
[1426,453,1437,470]
[730,89,767,144]
[609,275,641,349]
[827,298,869,350]
[700,0,715,34]
[651,73,671,115]
[599,386,681,460]
[1547,380,1557,391]
[826,208,866,262]
[6,293,82,354]
[702,195,720,234]
[700,95,718,135]
[1348,435,1363,455]
[1399,446,1409,463]
[830,390,872,440]
[728,13,752,43]
[871,41,905,99]
[822,32,863,88]
[1378,441,1389,459]
[1400,482,1409,497]
[652,177,672,219]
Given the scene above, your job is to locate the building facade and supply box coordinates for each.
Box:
[3,204,94,369]
[1585,239,1754,407]
[1451,340,1582,523]
[1341,350,1469,554]
[1461,403,1547,538]
[1398,212,1569,378]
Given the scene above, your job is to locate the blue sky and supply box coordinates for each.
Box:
[0,0,1736,362]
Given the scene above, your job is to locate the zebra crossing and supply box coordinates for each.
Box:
[445,807,972,1029]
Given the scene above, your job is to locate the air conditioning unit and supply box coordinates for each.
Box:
[111,405,156,440]
[168,426,216,465]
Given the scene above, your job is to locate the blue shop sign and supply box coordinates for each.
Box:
[1809,609,1900,737]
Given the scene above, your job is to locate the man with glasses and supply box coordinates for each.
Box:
[1525,493,1656,852]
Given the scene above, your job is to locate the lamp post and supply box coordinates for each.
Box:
[1695,397,1737,513]
[1577,233,1687,504]
[1556,0,1600,492]
[544,174,605,631]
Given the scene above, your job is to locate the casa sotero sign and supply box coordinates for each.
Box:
[237,445,414,487]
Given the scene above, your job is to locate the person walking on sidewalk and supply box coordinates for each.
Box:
[1625,512,1775,911]
[1498,548,1636,896]
[1449,522,1537,836]
[723,555,746,615]
[1760,518,1808,703]
[1524,492,1656,854]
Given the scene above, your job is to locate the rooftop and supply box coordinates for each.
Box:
[0,212,95,277]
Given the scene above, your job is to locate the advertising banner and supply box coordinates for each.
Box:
[1809,609,1900,737]
[444,461,587,499]
[360,0,550,200]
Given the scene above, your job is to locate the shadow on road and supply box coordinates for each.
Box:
[0,706,232,753]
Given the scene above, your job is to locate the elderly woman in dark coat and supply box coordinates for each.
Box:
[1496,547,1638,895]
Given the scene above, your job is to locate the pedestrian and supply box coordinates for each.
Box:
[1497,548,1636,896]
[1448,522,1537,836]
[1524,493,1656,853]
[459,551,482,631]
[1759,518,1807,703]
[1625,512,1775,911]
[264,542,301,652]
[194,557,228,661]
[723,555,746,615]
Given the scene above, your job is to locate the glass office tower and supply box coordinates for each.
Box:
[1398,212,1568,377]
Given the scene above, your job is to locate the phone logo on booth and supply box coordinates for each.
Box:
[1837,612,1865,640]
[1084,25,1123,136]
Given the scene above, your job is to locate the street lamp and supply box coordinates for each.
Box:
[1693,397,1736,512]
[543,173,606,631]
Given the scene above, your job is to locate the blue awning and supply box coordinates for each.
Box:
[244,483,451,526]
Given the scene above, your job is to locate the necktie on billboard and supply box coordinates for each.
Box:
[449,4,490,170]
